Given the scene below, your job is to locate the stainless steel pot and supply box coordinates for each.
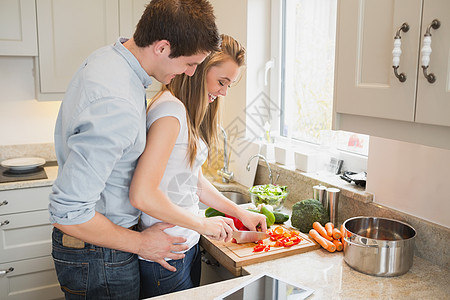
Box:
[342,216,416,277]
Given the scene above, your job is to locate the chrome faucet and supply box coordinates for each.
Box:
[217,126,233,183]
[246,154,274,185]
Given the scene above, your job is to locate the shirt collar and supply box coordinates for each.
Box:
[113,37,153,89]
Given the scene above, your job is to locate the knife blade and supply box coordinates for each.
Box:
[232,231,270,244]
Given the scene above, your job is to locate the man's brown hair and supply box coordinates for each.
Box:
[134,0,220,57]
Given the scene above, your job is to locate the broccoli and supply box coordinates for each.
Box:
[291,199,329,233]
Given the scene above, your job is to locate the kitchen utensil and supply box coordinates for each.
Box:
[340,171,367,187]
[313,184,327,209]
[342,216,416,277]
[232,231,270,244]
[1,157,46,172]
[326,187,340,224]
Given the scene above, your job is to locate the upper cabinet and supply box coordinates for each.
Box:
[333,0,450,149]
[35,0,120,100]
[119,0,149,37]
[35,0,159,100]
[0,0,38,56]
[119,0,162,94]
[414,2,449,127]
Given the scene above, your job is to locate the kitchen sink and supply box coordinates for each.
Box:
[220,191,251,205]
[199,191,250,210]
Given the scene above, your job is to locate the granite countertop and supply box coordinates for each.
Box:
[2,160,449,299]
[153,244,449,300]
[152,177,450,299]
[152,249,449,299]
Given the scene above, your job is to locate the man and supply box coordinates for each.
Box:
[48,0,220,298]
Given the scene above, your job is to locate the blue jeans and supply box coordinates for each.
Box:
[52,227,140,300]
[139,243,201,298]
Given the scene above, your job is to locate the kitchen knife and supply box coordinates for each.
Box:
[232,231,270,244]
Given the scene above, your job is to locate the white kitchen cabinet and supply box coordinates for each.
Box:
[35,0,160,100]
[0,0,38,56]
[0,256,62,300]
[35,0,120,100]
[119,0,162,94]
[0,186,64,300]
[333,0,450,149]
[119,0,149,37]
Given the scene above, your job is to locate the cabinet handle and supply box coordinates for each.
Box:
[421,19,440,83]
[0,220,9,226]
[0,200,8,206]
[392,23,409,83]
[0,267,14,277]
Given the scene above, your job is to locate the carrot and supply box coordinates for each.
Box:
[313,222,333,241]
[325,222,334,237]
[332,228,342,240]
[309,229,336,252]
[340,224,345,244]
[332,239,343,251]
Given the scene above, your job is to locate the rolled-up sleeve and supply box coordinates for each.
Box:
[49,97,141,225]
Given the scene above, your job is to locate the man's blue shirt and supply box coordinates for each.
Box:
[49,38,151,227]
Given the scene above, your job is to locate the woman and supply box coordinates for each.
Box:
[129,35,267,298]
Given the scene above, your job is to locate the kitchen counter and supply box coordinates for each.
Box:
[152,249,450,299]
[153,177,450,299]
[1,151,448,299]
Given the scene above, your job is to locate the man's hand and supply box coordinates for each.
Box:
[137,222,188,272]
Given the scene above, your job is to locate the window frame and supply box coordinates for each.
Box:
[264,0,368,173]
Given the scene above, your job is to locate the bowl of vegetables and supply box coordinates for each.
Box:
[248,184,288,211]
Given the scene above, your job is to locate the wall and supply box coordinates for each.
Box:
[366,137,450,228]
[0,2,448,230]
[210,0,271,140]
[0,56,60,145]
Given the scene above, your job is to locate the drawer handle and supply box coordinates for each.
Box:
[392,23,409,83]
[0,220,9,226]
[0,267,14,277]
[421,19,440,83]
[0,200,8,207]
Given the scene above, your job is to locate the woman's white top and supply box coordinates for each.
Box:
[139,91,208,261]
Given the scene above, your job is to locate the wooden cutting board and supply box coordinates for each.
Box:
[200,225,320,276]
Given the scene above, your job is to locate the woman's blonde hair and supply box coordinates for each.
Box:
[149,34,245,167]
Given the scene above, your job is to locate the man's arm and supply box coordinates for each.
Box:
[54,212,188,271]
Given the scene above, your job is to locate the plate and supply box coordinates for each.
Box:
[1,157,46,171]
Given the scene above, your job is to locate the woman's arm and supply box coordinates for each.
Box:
[129,116,235,242]
[197,169,267,232]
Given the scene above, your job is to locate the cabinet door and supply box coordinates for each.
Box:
[0,210,52,263]
[0,0,38,56]
[0,186,52,216]
[0,256,63,300]
[415,0,450,126]
[36,0,119,97]
[119,0,149,37]
[334,0,422,122]
[119,0,162,94]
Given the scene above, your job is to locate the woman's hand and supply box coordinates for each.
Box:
[200,216,236,242]
[236,209,268,232]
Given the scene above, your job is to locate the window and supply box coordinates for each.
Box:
[273,0,369,157]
